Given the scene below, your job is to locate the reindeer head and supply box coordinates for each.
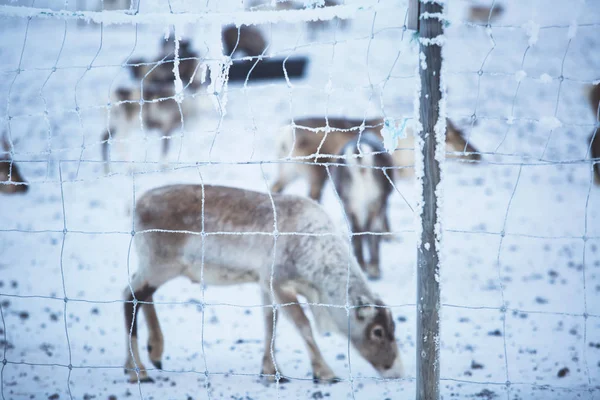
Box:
[350,296,404,378]
[0,138,28,194]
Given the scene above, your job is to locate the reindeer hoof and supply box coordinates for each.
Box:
[313,375,341,384]
[128,376,155,384]
[260,373,289,385]
[151,360,162,370]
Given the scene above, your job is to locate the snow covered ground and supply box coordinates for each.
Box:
[0,0,599,398]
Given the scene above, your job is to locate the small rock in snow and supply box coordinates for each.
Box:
[471,360,484,369]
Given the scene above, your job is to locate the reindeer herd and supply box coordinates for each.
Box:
[2,2,599,387]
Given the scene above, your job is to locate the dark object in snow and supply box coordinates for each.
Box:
[471,360,484,370]
[18,311,29,320]
[534,296,548,304]
[336,353,345,360]
[312,391,324,399]
[48,394,59,400]
[222,25,267,58]
[397,316,407,323]
[488,329,502,337]
[473,388,497,399]
[108,396,117,400]
[227,57,308,82]
[557,367,569,378]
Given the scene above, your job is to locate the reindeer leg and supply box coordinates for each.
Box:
[381,206,393,242]
[308,166,327,202]
[142,295,164,370]
[349,214,366,272]
[275,288,339,383]
[101,129,112,174]
[365,209,382,280]
[260,290,289,384]
[123,273,156,383]
[590,129,600,185]
[160,130,171,170]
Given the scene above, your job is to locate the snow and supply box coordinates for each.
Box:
[540,73,553,84]
[515,69,527,83]
[419,51,427,70]
[567,21,578,39]
[1,0,600,399]
[522,20,540,47]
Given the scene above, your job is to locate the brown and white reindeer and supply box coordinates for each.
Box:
[101,85,190,173]
[271,116,481,201]
[587,83,600,184]
[123,185,403,383]
[332,132,393,279]
[0,137,28,195]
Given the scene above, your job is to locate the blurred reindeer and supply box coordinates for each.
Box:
[332,132,393,279]
[0,136,28,194]
[101,85,188,173]
[271,116,481,201]
[128,38,202,92]
[587,83,600,184]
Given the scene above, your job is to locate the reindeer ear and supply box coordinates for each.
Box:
[355,295,377,321]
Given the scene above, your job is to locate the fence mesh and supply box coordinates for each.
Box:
[0,0,599,399]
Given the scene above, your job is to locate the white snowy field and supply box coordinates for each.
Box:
[0,0,599,399]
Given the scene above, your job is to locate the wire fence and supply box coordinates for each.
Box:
[0,0,599,399]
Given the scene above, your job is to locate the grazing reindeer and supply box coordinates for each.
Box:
[467,4,504,23]
[101,85,187,173]
[271,116,481,201]
[124,185,403,383]
[587,83,600,184]
[222,25,268,58]
[128,39,202,91]
[333,133,393,279]
[0,137,28,194]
